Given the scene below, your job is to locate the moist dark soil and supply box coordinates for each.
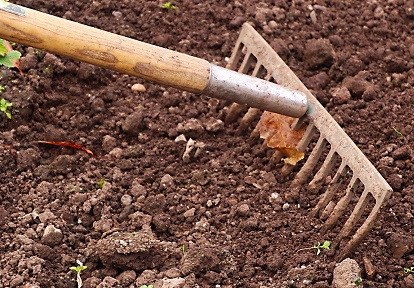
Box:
[1,0,414,287]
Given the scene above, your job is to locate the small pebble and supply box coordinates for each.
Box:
[41,225,63,246]
[121,194,133,206]
[236,204,250,217]
[131,83,146,92]
[174,134,187,144]
[184,208,196,218]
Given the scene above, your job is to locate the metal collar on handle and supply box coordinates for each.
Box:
[203,64,308,118]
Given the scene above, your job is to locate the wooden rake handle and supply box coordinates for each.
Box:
[0,2,308,117]
[0,2,210,93]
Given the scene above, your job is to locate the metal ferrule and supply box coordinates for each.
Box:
[202,64,308,118]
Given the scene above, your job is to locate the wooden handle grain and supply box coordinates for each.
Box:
[0,3,210,93]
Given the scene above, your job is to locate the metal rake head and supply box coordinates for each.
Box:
[225,23,392,260]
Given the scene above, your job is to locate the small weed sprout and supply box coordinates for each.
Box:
[0,85,5,93]
[181,244,186,255]
[161,2,177,10]
[140,285,154,288]
[297,240,331,255]
[97,178,105,189]
[70,260,88,288]
[0,98,12,119]
[0,38,22,119]
[0,39,21,68]
[404,267,414,274]
[354,277,362,286]
[393,127,403,137]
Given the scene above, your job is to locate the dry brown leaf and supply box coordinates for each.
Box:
[258,111,306,165]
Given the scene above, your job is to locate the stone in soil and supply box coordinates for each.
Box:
[122,107,145,136]
[181,239,221,275]
[304,39,336,69]
[87,225,178,271]
[41,224,63,246]
[332,258,361,288]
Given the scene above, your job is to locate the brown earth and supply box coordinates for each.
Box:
[1,0,414,287]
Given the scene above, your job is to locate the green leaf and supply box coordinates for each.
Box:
[0,57,14,67]
[5,50,21,60]
[0,51,21,67]
[70,266,80,272]
[321,241,331,249]
[0,43,7,56]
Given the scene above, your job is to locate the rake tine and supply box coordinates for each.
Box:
[308,148,338,191]
[225,103,247,124]
[281,123,316,177]
[310,163,348,218]
[238,107,260,135]
[226,42,244,71]
[320,174,358,233]
[290,135,326,189]
[337,196,382,261]
[337,189,374,241]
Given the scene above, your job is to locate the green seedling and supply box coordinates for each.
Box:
[70,260,88,288]
[297,240,331,255]
[140,285,154,288]
[404,267,414,274]
[0,85,5,93]
[97,178,105,189]
[354,277,362,286]
[0,98,12,119]
[161,2,177,10]
[0,39,21,68]
[181,244,186,255]
[393,127,403,137]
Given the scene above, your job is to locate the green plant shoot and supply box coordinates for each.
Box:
[0,98,12,119]
[354,277,362,286]
[393,127,403,137]
[70,260,88,288]
[140,285,154,288]
[297,240,331,255]
[404,267,414,274]
[0,39,21,68]
[181,244,186,255]
[161,2,177,10]
[97,178,105,189]
[0,85,5,93]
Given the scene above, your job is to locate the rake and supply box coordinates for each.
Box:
[0,2,392,260]
[225,23,392,260]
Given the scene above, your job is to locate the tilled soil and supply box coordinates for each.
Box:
[1,0,414,287]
